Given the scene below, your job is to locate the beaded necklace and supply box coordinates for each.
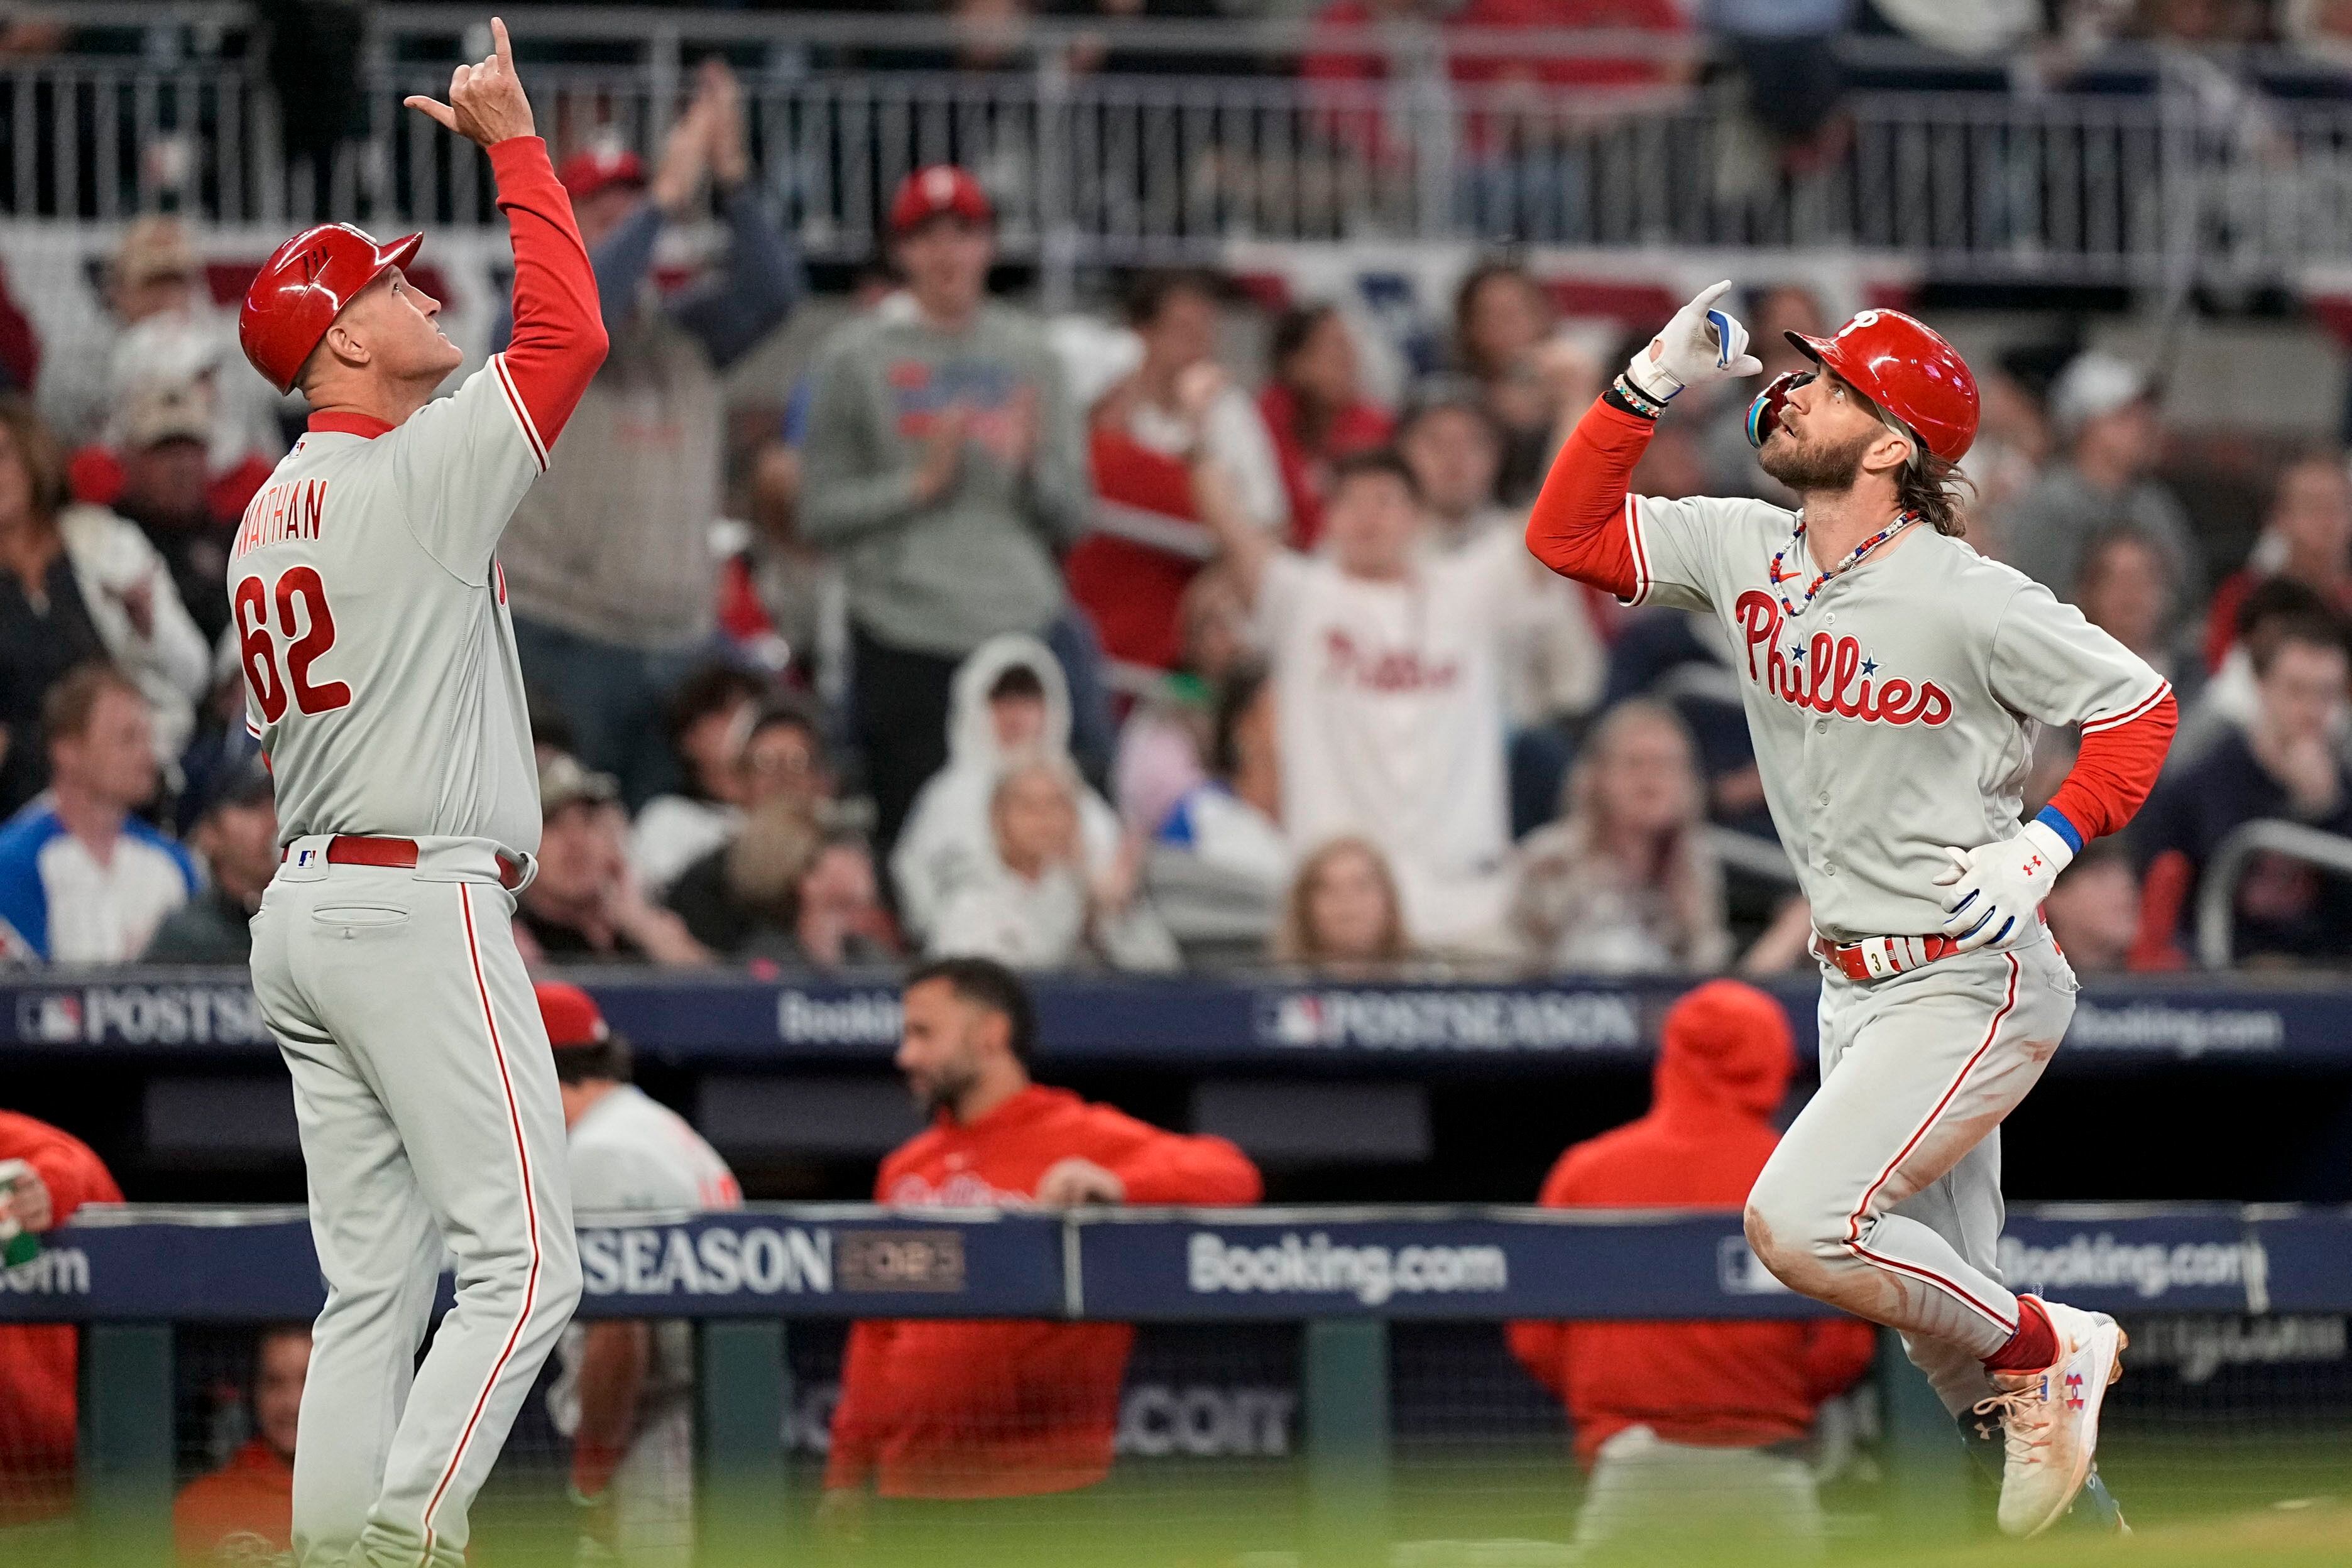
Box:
[1768,510,1919,619]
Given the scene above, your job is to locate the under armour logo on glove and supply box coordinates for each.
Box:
[1932,820,2075,954]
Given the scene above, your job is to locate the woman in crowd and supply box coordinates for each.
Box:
[1257,304,1392,548]
[1452,261,1578,505]
[1271,835,1411,977]
[1509,700,1732,974]
[0,397,206,817]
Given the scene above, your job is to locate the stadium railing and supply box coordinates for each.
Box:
[2195,819,2352,970]
[6,6,2349,303]
[6,1200,2346,1563]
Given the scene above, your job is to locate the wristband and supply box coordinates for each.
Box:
[1604,374,1666,422]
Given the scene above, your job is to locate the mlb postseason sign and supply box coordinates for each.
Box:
[0,971,2333,1067]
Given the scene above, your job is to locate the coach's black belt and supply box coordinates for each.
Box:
[285,835,527,891]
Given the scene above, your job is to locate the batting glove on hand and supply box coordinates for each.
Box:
[1933,820,2074,953]
[1624,281,1764,405]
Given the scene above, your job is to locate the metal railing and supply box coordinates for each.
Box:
[4,7,2349,303]
[2194,817,2352,968]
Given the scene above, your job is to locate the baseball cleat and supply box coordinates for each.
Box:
[1972,1297,2127,1538]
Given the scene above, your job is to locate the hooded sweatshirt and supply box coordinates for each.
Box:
[889,634,1124,939]
[1506,981,1876,1467]
[826,1085,1262,1498]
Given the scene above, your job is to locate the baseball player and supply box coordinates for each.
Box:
[535,981,741,1568]
[1526,287,2177,1537]
[231,20,607,1566]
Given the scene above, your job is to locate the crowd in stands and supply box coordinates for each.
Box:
[3,94,2351,978]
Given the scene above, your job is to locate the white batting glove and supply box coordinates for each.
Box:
[1932,820,2074,953]
[1623,280,1764,405]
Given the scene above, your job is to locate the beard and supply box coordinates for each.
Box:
[1758,425,1878,493]
[905,1058,980,1118]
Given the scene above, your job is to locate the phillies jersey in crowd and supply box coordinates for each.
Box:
[1605,489,2170,942]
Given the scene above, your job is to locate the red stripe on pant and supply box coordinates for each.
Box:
[421,882,544,1559]
[1841,952,2021,1336]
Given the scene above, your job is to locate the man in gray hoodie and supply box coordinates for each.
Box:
[799,165,1093,856]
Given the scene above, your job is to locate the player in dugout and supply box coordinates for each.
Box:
[0,1109,121,1544]
[537,981,741,1568]
[1508,980,1879,1560]
[819,957,1262,1554]
[173,1324,311,1565]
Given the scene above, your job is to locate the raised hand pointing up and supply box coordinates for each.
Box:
[404,16,535,148]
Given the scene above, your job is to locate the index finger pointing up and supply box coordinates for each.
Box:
[491,16,514,72]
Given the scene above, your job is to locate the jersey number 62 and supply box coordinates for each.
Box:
[234,567,351,722]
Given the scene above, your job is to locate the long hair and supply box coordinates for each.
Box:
[1272,836,1409,969]
[0,396,70,528]
[1896,447,1976,538]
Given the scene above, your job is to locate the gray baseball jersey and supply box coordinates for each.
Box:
[1622,495,2169,942]
[229,356,548,854]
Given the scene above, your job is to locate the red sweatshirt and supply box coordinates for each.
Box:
[173,1440,293,1565]
[826,1084,1262,1498]
[0,1112,123,1527]
[1525,396,2175,853]
[1507,982,1876,1467]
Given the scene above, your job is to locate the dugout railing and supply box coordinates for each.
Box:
[7,1200,2345,1563]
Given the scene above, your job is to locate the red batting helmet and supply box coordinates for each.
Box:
[1782,308,1979,464]
[238,222,424,395]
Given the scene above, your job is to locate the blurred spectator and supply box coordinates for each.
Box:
[539,982,740,1568]
[2174,577,2339,769]
[0,260,38,396]
[173,1326,308,1567]
[1962,359,2059,562]
[0,1111,121,1531]
[1271,836,1413,975]
[1700,285,1827,507]
[109,381,233,645]
[1508,979,1875,1561]
[1068,273,1287,676]
[1258,305,1394,547]
[670,806,899,969]
[929,756,1177,971]
[143,762,275,965]
[500,62,800,808]
[892,636,1122,942]
[515,755,711,967]
[662,700,842,941]
[2074,526,2196,697]
[2201,449,2352,672]
[2043,839,2140,976]
[628,667,772,897]
[43,217,205,445]
[801,165,1092,859]
[1154,663,1289,893]
[1509,700,1733,972]
[2132,616,2352,967]
[1110,568,1252,836]
[0,666,192,965]
[1603,611,1773,839]
[0,398,209,816]
[821,959,1259,1537]
[2004,352,2202,602]
[1203,448,1561,947]
[1707,0,1855,153]
[1451,261,1575,504]
[1396,391,1605,729]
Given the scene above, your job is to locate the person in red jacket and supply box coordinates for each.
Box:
[0,1110,123,1532]
[173,1324,310,1565]
[819,956,1261,1547]
[1507,981,1874,1559]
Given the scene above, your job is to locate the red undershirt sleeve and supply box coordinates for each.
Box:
[1524,398,1655,602]
[488,136,606,450]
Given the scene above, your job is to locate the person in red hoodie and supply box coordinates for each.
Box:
[173,1324,310,1565]
[0,1110,123,1533]
[1507,980,1875,1560]
[819,956,1261,1547]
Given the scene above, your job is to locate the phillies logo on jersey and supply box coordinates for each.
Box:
[1734,589,1953,727]
[1320,629,1460,694]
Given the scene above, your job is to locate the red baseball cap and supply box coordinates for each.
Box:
[889,165,992,236]
[535,981,609,1049]
[558,147,647,203]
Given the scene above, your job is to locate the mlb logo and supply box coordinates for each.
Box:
[17,993,83,1044]
[297,848,317,868]
[1259,994,1331,1047]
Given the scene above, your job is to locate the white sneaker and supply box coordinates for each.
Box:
[1972,1297,2128,1538]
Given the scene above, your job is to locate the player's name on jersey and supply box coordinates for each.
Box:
[232,476,331,558]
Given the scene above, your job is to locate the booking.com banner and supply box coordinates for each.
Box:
[1,972,2335,1068]
[5,1204,2334,1324]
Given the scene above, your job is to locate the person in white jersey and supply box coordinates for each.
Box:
[231,19,608,1565]
[1526,287,2178,1538]
[535,981,740,1568]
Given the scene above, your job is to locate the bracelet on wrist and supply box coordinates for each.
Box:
[1605,374,1667,421]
